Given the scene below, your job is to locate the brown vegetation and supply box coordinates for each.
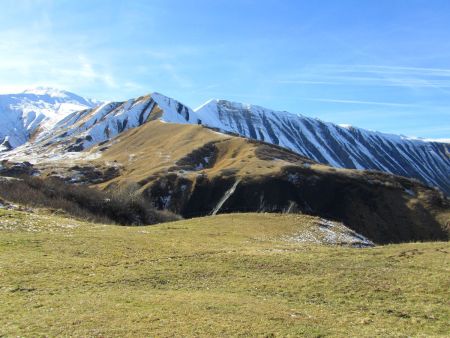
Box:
[0,175,179,225]
[21,120,450,243]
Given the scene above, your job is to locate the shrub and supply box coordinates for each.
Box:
[0,175,180,225]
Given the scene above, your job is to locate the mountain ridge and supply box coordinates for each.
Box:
[1,89,448,194]
[192,98,450,194]
[4,118,448,244]
[1,91,448,243]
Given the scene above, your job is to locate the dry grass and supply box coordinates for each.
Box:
[0,210,449,337]
[26,121,449,243]
[91,121,300,187]
[0,175,179,225]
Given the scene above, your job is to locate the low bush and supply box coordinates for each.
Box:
[0,175,180,225]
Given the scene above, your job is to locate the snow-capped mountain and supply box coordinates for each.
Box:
[0,87,98,151]
[3,91,449,194]
[193,99,450,194]
[4,92,195,157]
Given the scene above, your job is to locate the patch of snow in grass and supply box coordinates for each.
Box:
[284,218,374,248]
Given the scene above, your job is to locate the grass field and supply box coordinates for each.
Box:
[0,209,449,337]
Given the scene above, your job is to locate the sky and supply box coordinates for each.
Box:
[0,0,449,139]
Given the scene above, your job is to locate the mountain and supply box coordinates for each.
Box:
[3,118,448,244]
[1,90,448,337]
[2,91,449,195]
[193,99,450,195]
[1,92,196,160]
[1,91,448,243]
[0,87,98,151]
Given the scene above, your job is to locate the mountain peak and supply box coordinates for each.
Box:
[0,88,99,149]
[2,91,449,194]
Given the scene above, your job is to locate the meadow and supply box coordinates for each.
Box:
[1,209,449,336]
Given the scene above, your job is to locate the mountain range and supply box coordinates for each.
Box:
[1,88,448,195]
[0,88,449,243]
[194,99,450,195]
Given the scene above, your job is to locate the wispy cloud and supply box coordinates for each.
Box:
[278,64,450,90]
[323,64,450,76]
[301,97,419,108]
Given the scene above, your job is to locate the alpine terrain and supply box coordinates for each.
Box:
[1,89,449,337]
[1,91,448,244]
[2,90,448,195]
[2,2,449,336]
[193,99,450,195]
[0,87,98,151]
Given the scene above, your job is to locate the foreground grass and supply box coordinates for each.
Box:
[0,210,449,337]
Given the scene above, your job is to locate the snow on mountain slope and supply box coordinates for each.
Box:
[3,91,449,195]
[193,99,450,195]
[0,87,98,151]
[4,92,198,159]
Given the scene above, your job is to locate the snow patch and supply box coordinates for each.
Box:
[284,219,374,247]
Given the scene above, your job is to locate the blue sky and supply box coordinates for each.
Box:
[1,0,449,139]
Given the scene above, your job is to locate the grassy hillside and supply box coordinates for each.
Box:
[14,120,448,243]
[28,120,313,186]
[1,210,449,337]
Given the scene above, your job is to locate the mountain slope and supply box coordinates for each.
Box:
[93,121,450,244]
[3,91,449,194]
[10,118,448,244]
[0,87,98,151]
[194,99,450,194]
[3,92,195,158]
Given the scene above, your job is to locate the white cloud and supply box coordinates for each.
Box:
[279,64,450,90]
[301,98,419,108]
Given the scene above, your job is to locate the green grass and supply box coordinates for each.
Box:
[0,209,449,337]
